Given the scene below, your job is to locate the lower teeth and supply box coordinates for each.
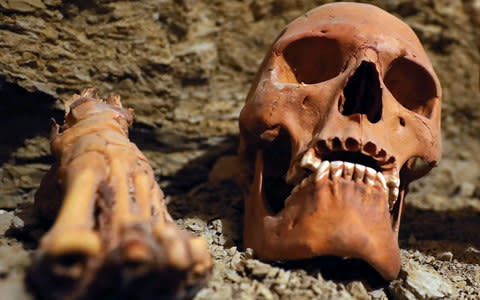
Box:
[287,160,400,210]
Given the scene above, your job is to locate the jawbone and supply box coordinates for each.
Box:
[243,151,402,281]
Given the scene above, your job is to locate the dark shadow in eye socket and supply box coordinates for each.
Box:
[282,37,343,84]
[384,57,438,118]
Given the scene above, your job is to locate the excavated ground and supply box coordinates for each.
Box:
[1,0,480,299]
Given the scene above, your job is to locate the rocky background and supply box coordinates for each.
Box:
[0,0,480,299]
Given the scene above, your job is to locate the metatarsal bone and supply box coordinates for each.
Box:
[133,168,155,221]
[42,153,106,256]
[107,145,141,232]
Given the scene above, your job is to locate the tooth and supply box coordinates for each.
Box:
[393,187,399,199]
[319,161,329,173]
[391,178,400,188]
[353,164,365,182]
[384,174,400,209]
[384,175,400,189]
[300,150,321,171]
[365,167,376,185]
[316,161,330,181]
[344,162,354,180]
[330,161,343,179]
[376,172,387,190]
[389,187,399,209]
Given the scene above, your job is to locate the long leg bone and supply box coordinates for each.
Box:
[29,89,212,300]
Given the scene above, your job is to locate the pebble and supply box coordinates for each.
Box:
[436,251,453,262]
[390,261,458,299]
[346,282,369,300]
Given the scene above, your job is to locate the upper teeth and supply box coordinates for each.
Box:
[301,150,321,170]
[299,152,399,209]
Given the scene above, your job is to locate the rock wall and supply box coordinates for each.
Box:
[1,0,480,299]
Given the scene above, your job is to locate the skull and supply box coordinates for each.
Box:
[238,3,441,280]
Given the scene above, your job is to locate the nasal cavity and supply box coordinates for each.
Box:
[339,61,382,123]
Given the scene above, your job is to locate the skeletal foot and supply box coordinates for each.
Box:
[29,89,212,300]
[100,223,212,299]
[30,223,211,300]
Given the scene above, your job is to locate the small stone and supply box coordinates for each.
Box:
[230,252,243,271]
[256,283,274,300]
[392,261,458,299]
[246,260,270,279]
[458,182,475,197]
[436,251,453,262]
[266,267,278,279]
[369,288,388,300]
[226,246,237,256]
[225,269,242,282]
[389,283,417,300]
[276,269,291,286]
[450,275,464,282]
[346,282,369,300]
[424,256,434,263]
[244,248,254,259]
[184,219,204,232]
[465,246,480,254]
[311,283,323,295]
[0,210,14,235]
[11,216,24,229]
[210,219,223,233]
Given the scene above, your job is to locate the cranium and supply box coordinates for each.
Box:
[238,3,441,280]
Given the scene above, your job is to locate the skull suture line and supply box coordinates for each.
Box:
[238,3,441,280]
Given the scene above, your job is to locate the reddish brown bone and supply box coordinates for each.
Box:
[30,89,212,299]
[239,3,441,280]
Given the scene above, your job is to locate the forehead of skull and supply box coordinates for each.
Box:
[274,3,433,72]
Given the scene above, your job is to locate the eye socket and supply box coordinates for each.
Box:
[384,57,438,118]
[279,37,343,84]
